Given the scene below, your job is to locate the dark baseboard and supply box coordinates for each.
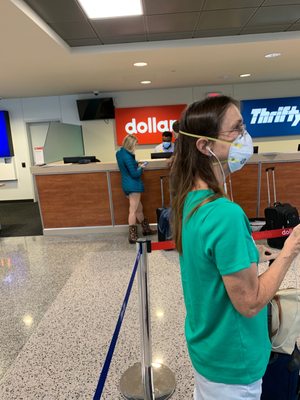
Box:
[0,199,34,203]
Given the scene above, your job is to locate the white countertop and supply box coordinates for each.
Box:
[30,158,169,175]
[30,152,300,176]
[249,152,300,163]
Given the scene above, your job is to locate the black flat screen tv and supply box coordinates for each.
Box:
[0,110,14,157]
[76,98,115,121]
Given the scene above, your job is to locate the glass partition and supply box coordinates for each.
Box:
[44,122,84,163]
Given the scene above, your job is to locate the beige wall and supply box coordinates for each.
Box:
[2,79,300,201]
[82,120,116,162]
[82,120,300,162]
[82,119,161,162]
[252,136,300,153]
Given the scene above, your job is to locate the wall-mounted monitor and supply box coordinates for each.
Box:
[253,146,259,154]
[298,144,300,151]
[76,98,115,121]
[0,110,14,157]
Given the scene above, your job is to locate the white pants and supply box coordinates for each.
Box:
[194,370,262,400]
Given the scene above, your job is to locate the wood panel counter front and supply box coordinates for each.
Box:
[31,160,170,233]
[31,153,300,234]
[228,153,300,218]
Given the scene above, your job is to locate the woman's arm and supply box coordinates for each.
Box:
[124,154,143,178]
[222,224,300,318]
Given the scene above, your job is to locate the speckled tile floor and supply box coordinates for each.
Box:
[0,233,193,399]
[0,234,299,400]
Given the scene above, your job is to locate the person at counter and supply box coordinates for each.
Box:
[154,131,175,153]
[116,134,157,244]
[166,120,180,168]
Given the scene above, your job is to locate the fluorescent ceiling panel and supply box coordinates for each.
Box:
[78,0,143,19]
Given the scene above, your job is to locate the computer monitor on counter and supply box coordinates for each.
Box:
[151,152,173,159]
[63,156,99,164]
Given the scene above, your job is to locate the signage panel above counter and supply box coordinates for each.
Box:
[241,97,300,138]
[115,104,186,145]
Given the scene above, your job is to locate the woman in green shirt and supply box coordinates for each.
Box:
[170,96,300,400]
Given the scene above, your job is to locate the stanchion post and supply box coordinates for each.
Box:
[120,239,176,400]
[138,239,155,400]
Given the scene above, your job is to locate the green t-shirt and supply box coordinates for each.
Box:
[180,190,271,385]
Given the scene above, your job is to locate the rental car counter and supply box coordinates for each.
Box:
[31,153,300,235]
[31,159,169,235]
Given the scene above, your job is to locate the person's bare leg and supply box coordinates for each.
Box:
[128,193,141,243]
[135,200,144,223]
[128,193,141,225]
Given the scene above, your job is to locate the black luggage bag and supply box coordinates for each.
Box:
[261,346,300,400]
[264,167,299,249]
[156,176,172,242]
[261,300,300,400]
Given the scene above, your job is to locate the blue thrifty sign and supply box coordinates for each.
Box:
[241,96,300,138]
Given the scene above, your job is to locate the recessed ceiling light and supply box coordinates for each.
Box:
[265,52,281,58]
[140,80,151,85]
[133,62,148,67]
[240,73,251,78]
[78,0,143,19]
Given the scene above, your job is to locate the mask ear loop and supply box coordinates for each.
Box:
[207,146,228,195]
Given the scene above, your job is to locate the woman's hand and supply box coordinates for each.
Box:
[139,161,148,168]
[282,224,300,258]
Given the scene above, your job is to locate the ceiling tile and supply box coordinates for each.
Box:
[263,0,300,5]
[147,13,199,34]
[286,22,300,31]
[19,0,300,50]
[148,32,194,41]
[91,16,145,36]
[247,5,300,26]
[49,20,97,40]
[100,35,147,44]
[241,23,291,34]
[196,8,256,30]
[194,28,242,37]
[203,0,262,10]
[24,0,85,22]
[144,0,204,14]
[65,38,102,47]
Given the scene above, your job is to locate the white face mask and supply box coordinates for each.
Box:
[163,141,172,150]
[179,129,253,173]
[179,128,254,193]
[227,131,253,173]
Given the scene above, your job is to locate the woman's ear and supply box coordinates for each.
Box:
[196,138,211,156]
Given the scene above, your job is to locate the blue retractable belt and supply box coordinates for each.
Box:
[93,250,141,400]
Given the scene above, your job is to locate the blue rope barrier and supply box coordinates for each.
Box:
[93,249,142,400]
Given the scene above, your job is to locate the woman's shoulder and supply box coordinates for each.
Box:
[185,192,244,219]
[204,198,247,227]
[117,147,131,158]
[213,197,244,213]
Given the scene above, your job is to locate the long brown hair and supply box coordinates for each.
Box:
[170,96,239,253]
